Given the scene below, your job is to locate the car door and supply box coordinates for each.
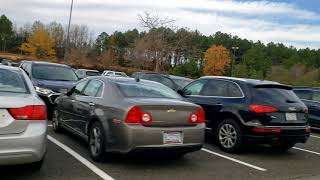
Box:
[293,89,317,126]
[73,79,104,133]
[59,80,88,128]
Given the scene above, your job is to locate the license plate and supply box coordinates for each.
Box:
[286,113,297,121]
[163,132,183,145]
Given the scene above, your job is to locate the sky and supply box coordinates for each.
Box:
[1,0,320,49]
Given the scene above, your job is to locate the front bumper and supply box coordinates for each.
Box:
[244,126,310,144]
[0,121,47,165]
[108,123,205,154]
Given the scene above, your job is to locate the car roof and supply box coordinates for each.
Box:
[23,61,72,68]
[0,64,22,72]
[169,75,192,81]
[200,76,281,86]
[105,76,164,86]
[77,69,99,72]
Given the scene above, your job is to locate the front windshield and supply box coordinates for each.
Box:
[86,71,100,76]
[32,64,79,81]
[116,81,181,99]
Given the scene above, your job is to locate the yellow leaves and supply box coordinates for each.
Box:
[203,45,231,76]
[20,27,56,59]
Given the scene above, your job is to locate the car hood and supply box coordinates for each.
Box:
[32,78,77,93]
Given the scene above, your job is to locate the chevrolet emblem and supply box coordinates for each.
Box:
[167,109,176,113]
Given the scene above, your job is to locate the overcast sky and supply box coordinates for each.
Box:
[1,0,320,49]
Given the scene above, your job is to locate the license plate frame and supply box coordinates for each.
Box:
[285,113,297,121]
[163,131,183,145]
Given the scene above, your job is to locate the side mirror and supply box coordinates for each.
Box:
[66,87,75,96]
[177,89,184,96]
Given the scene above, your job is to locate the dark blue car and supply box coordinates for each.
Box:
[19,61,79,116]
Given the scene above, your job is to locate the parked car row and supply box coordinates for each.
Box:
[0,60,314,168]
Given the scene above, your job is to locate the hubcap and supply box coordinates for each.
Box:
[90,127,101,157]
[219,124,237,148]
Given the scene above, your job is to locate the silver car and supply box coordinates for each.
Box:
[0,65,47,169]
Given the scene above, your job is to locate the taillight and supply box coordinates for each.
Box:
[189,107,205,124]
[8,105,47,120]
[252,127,281,133]
[304,107,309,114]
[125,106,152,125]
[249,104,278,113]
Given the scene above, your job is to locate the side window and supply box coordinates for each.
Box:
[20,63,25,69]
[83,80,103,97]
[227,82,243,97]
[159,77,175,89]
[25,63,31,75]
[183,80,206,96]
[201,80,228,97]
[312,91,320,102]
[293,90,312,100]
[73,80,88,96]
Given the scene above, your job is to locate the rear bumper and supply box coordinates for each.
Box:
[0,121,47,165]
[107,123,205,154]
[244,126,310,144]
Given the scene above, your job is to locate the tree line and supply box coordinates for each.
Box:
[1,13,320,86]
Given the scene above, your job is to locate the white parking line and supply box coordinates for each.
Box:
[310,134,320,139]
[201,148,267,172]
[47,135,114,180]
[293,147,320,155]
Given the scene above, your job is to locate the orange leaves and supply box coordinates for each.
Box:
[20,27,56,59]
[203,45,231,76]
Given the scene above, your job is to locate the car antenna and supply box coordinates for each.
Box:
[135,77,140,82]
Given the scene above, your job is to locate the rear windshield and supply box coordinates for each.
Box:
[86,71,100,76]
[0,69,28,93]
[33,64,79,81]
[252,87,301,105]
[116,81,181,99]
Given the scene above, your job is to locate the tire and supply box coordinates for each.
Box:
[52,108,62,133]
[216,118,245,153]
[88,121,106,162]
[272,143,295,152]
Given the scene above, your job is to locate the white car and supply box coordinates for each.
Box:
[0,65,47,169]
[102,70,127,77]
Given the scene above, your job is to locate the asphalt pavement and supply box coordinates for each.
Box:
[2,125,320,180]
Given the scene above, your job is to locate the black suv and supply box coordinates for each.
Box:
[137,72,192,90]
[19,61,79,115]
[293,87,320,129]
[178,76,310,153]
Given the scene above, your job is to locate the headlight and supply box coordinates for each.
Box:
[35,86,53,96]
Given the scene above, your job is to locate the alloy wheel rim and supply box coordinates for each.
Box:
[90,127,101,157]
[219,124,237,148]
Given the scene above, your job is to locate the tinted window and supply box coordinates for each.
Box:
[116,81,181,99]
[83,80,103,97]
[253,87,301,105]
[313,91,320,102]
[86,71,100,76]
[293,90,312,100]
[32,64,78,81]
[73,80,88,96]
[228,83,243,97]
[201,80,228,97]
[0,69,28,93]
[183,80,206,95]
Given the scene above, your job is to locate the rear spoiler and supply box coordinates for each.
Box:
[254,84,292,90]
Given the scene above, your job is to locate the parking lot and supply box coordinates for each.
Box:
[1,124,320,180]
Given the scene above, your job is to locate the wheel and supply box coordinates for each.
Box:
[52,108,62,133]
[216,119,245,153]
[89,121,106,161]
[26,157,44,170]
[272,142,295,152]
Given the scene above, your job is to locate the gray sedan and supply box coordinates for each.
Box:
[0,65,47,168]
[53,77,205,161]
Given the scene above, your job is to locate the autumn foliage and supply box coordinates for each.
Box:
[20,27,56,59]
[203,45,231,76]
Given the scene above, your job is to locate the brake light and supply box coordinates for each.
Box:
[249,104,278,113]
[125,106,152,125]
[8,105,47,120]
[189,107,205,124]
[252,127,281,133]
[304,107,309,114]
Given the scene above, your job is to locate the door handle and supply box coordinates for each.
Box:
[89,102,95,106]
